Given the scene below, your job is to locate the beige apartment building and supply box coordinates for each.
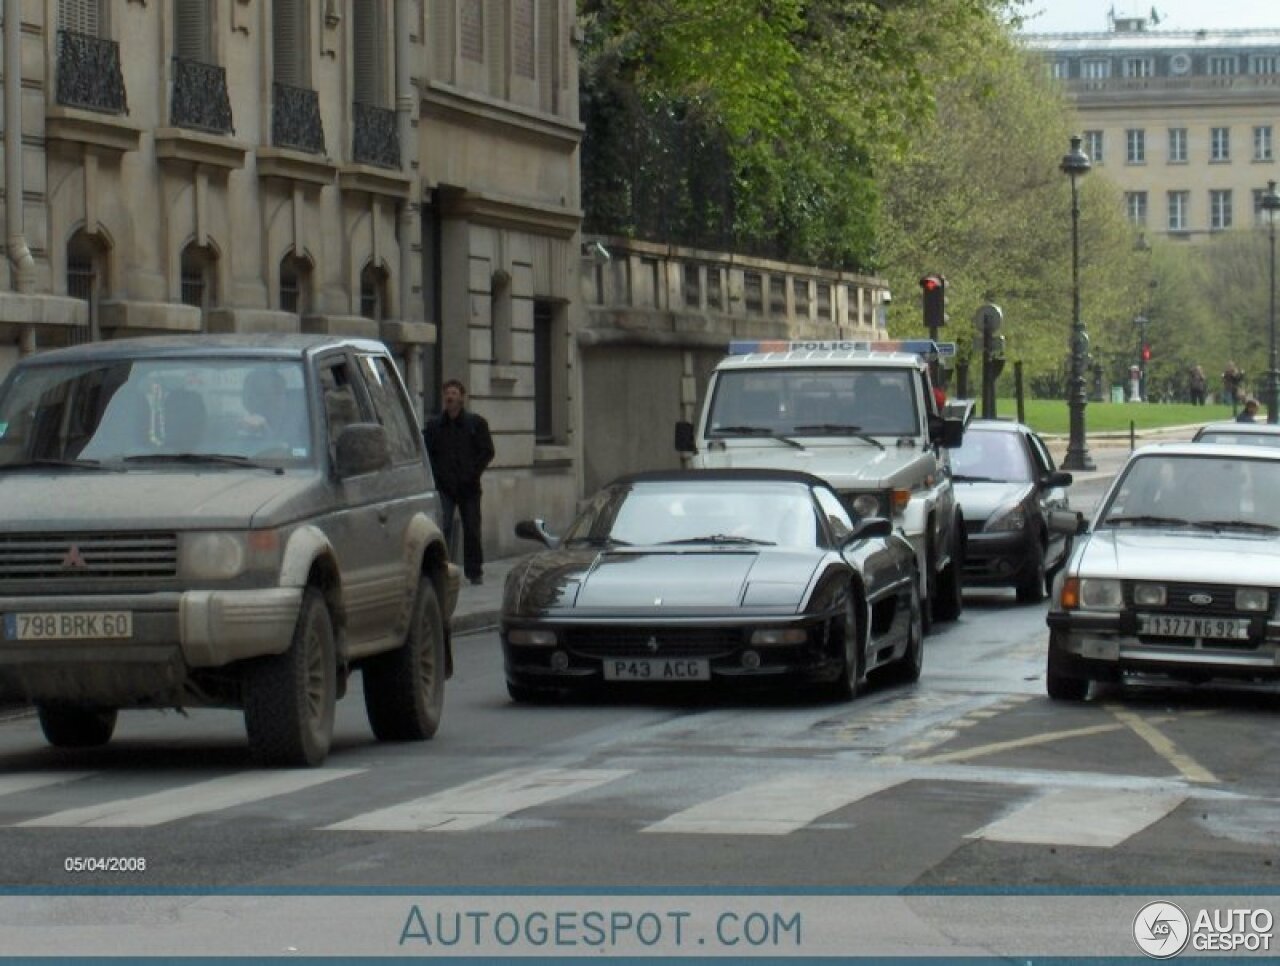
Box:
[1024,15,1280,240]
[0,0,583,556]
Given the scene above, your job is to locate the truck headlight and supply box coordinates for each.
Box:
[178,530,280,581]
[1236,588,1269,612]
[1133,583,1166,606]
[850,492,886,518]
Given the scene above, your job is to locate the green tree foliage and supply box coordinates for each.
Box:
[877,26,1147,394]
[580,0,1016,269]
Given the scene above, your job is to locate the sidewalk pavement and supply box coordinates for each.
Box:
[450,422,1218,636]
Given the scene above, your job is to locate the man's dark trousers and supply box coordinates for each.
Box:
[441,490,484,581]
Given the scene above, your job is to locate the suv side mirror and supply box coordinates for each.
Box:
[335,423,391,477]
[674,421,696,453]
[931,416,964,449]
[515,518,561,549]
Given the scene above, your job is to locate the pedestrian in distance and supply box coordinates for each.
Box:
[1222,361,1243,412]
[423,379,495,586]
[1188,365,1207,406]
[1236,397,1260,423]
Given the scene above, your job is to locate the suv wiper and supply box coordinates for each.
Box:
[952,473,1002,483]
[0,457,110,471]
[661,534,775,545]
[713,426,805,450]
[1191,519,1280,533]
[1103,514,1190,528]
[566,536,632,547]
[124,452,270,468]
[791,424,885,450]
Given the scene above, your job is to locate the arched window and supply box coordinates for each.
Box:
[360,262,389,321]
[66,229,107,343]
[180,243,218,312]
[280,252,312,314]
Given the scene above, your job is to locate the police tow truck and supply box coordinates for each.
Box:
[674,339,968,630]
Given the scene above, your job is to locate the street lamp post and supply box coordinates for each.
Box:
[1061,135,1095,470]
[1261,180,1280,425]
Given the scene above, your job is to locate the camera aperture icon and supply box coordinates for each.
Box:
[1134,901,1190,958]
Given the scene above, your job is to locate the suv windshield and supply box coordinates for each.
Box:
[0,358,313,468]
[707,367,918,438]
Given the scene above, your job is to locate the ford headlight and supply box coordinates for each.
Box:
[1237,588,1269,612]
[1062,577,1123,611]
[850,492,886,518]
[985,504,1027,532]
[178,530,280,581]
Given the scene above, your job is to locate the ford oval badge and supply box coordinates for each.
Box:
[1189,593,1213,606]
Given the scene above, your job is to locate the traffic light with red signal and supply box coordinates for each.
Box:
[919,274,946,330]
[1141,343,1151,362]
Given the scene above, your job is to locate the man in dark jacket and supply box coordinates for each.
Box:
[424,379,495,584]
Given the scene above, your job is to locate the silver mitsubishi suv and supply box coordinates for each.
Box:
[0,334,458,766]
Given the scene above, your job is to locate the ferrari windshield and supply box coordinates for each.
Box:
[564,480,828,549]
[1099,453,1280,530]
[0,358,312,468]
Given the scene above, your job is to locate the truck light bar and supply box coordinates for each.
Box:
[727,339,956,358]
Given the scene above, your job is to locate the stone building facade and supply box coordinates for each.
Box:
[0,0,582,559]
[1024,16,1280,241]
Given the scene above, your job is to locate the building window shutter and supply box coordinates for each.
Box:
[460,0,483,62]
[485,0,504,95]
[429,0,455,80]
[513,0,534,79]
[537,0,558,110]
[59,0,101,35]
[273,0,306,87]
[353,1,382,105]
[174,0,210,63]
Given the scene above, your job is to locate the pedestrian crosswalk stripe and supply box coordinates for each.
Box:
[324,767,632,832]
[642,772,908,835]
[0,773,95,798]
[16,769,363,828]
[967,787,1186,847]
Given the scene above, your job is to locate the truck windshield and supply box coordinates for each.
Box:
[706,367,918,438]
[0,358,313,469]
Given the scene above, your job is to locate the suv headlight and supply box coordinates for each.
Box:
[178,530,280,581]
[985,504,1027,532]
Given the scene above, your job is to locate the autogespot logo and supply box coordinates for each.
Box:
[1134,901,1190,958]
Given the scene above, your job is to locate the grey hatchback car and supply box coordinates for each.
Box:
[0,335,458,766]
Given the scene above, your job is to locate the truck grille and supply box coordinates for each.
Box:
[0,532,179,580]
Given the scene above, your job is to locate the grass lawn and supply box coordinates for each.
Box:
[985,399,1234,435]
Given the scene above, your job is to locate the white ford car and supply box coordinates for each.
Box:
[1045,442,1280,699]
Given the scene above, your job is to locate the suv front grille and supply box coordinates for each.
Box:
[0,532,179,580]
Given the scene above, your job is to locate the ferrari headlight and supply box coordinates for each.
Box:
[750,628,808,645]
[1133,583,1166,607]
[985,504,1027,532]
[1236,588,1269,612]
[507,629,557,646]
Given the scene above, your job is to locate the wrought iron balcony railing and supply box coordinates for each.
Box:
[271,82,326,154]
[352,102,399,168]
[170,58,234,134]
[56,29,127,114]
